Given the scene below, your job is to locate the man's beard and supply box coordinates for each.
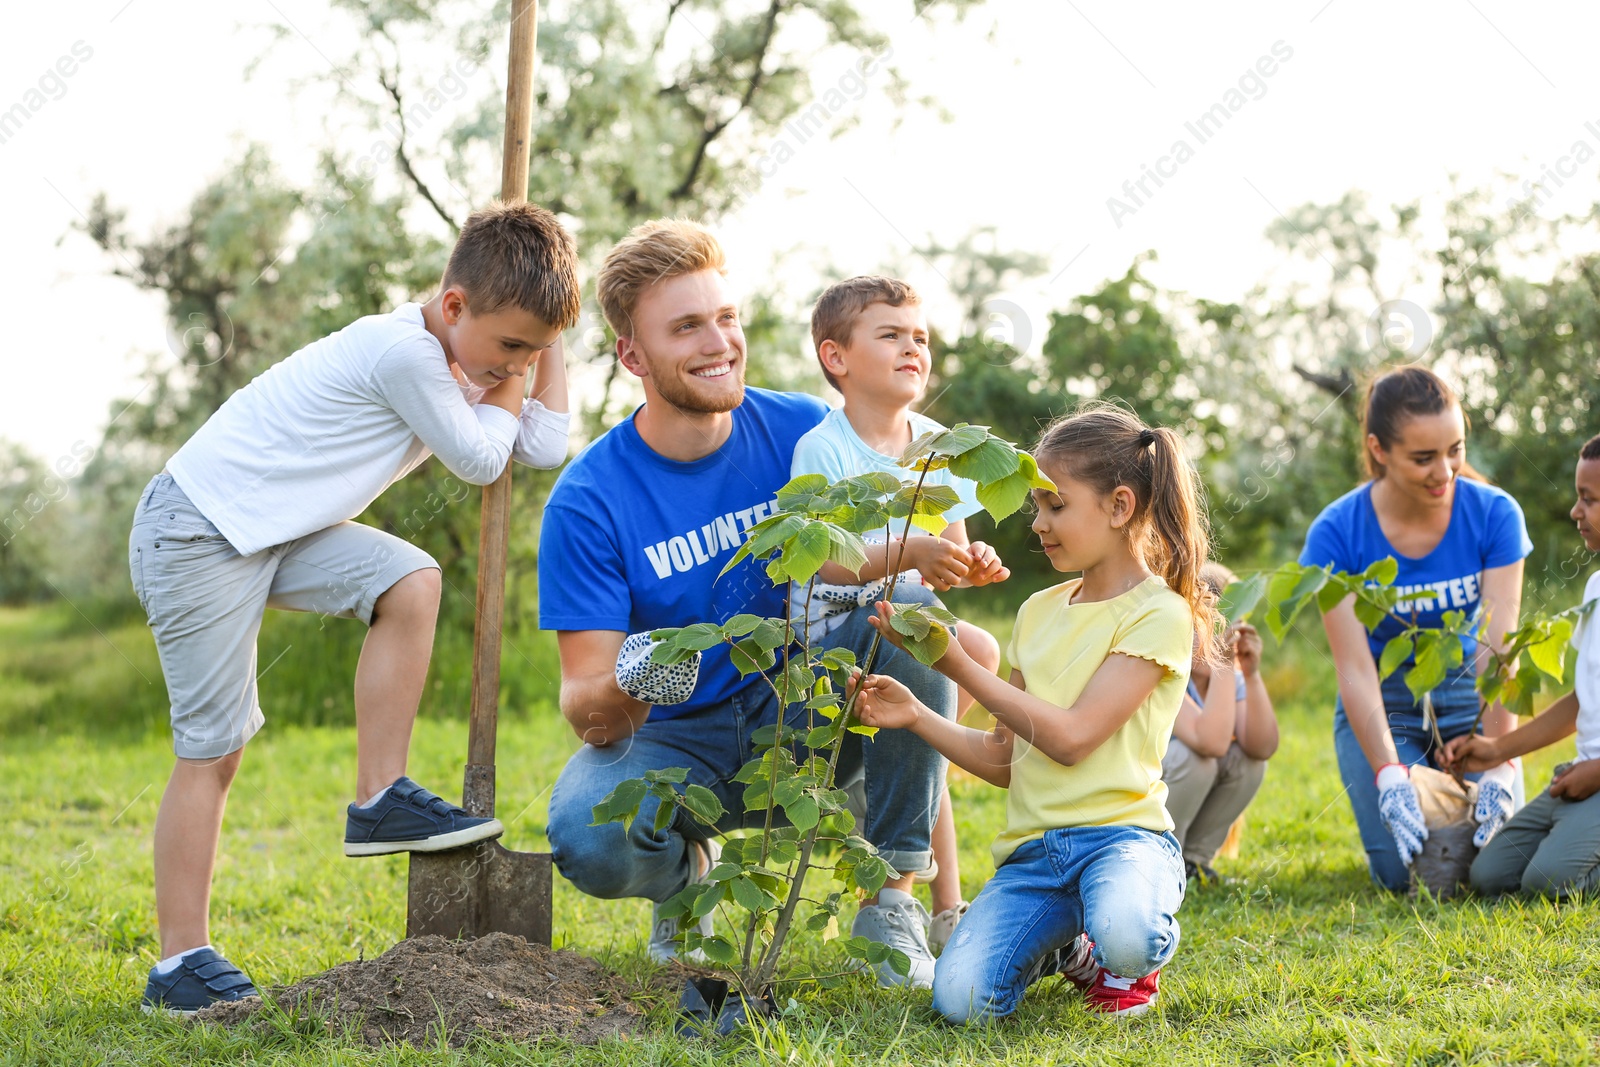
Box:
[639,345,747,415]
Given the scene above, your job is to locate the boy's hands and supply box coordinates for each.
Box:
[1551,757,1600,801]
[846,669,923,730]
[1441,733,1503,775]
[1232,623,1263,677]
[904,536,969,591]
[482,370,529,416]
[963,541,1010,587]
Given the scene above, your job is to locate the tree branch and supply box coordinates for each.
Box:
[1291,362,1354,399]
[378,69,461,233]
[669,0,784,203]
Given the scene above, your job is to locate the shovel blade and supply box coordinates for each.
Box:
[406,840,552,945]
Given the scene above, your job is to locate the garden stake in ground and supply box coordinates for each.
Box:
[592,425,1051,1031]
[406,0,553,945]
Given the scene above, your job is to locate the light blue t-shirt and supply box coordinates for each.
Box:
[538,388,828,718]
[1298,478,1532,666]
[788,408,982,638]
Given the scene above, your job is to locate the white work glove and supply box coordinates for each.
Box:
[1375,763,1429,867]
[1472,761,1518,847]
[615,631,701,706]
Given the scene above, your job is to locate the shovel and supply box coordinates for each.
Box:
[406,0,552,947]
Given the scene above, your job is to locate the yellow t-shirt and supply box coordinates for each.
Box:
[993,575,1194,866]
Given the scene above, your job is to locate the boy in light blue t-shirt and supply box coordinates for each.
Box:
[792,276,1010,952]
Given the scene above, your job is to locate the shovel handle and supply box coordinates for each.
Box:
[464,0,540,820]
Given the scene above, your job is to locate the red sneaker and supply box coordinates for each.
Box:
[1085,968,1160,1017]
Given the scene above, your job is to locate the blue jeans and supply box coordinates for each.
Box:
[546,584,956,904]
[1334,669,1496,892]
[931,826,1185,1024]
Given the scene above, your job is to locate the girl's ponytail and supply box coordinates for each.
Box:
[1144,426,1221,661]
[1035,403,1223,663]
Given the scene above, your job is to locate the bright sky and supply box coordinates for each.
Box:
[9,0,1600,464]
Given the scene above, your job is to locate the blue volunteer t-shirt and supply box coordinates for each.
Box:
[1298,478,1532,665]
[538,388,829,718]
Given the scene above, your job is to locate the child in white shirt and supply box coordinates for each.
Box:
[134,201,581,1014]
[792,276,1009,963]
[1444,433,1600,896]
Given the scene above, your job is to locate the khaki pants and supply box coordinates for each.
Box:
[1470,787,1600,898]
[1161,739,1267,866]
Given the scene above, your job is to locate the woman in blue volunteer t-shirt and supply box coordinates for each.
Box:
[1300,366,1531,891]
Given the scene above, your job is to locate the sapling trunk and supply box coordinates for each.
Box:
[749,460,935,993]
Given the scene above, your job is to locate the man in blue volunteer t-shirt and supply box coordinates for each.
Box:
[537,220,955,988]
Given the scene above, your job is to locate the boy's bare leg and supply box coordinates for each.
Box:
[154,749,243,957]
[927,788,965,914]
[353,568,441,804]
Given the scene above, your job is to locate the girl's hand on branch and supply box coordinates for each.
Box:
[868,600,909,653]
[1550,757,1600,801]
[1441,733,1502,775]
[846,669,923,730]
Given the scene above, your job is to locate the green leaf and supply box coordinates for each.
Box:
[682,785,724,826]
[851,855,892,896]
[974,468,1032,523]
[1316,580,1347,614]
[947,438,1020,484]
[1363,557,1400,586]
[1378,634,1414,680]
[747,514,807,561]
[722,613,763,638]
[730,876,766,913]
[929,423,990,457]
[1528,621,1572,680]
[672,622,725,651]
[904,622,951,667]
[786,794,820,831]
[776,472,829,509]
[1216,573,1268,624]
[729,638,777,675]
[689,882,725,920]
[697,935,738,966]
[1352,594,1390,631]
[823,524,869,574]
[589,778,648,829]
[778,521,832,585]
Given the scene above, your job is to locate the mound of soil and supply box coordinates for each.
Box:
[195,933,641,1047]
[1409,765,1479,900]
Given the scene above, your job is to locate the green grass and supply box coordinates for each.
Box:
[2,601,1597,1065]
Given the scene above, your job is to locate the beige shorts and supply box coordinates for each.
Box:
[128,473,437,760]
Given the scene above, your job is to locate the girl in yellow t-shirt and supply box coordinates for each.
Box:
[852,403,1218,1021]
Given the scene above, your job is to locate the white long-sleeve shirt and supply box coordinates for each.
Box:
[167,303,569,556]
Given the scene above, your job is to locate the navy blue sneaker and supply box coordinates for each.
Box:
[343,776,504,856]
[140,948,258,1015]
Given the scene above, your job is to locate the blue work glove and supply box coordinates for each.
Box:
[1375,763,1429,867]
[1472,762,1518,847]
[614,631,701,706]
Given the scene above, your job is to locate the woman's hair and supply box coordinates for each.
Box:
[1034,401,1223,661]
[1361,365,1484,482]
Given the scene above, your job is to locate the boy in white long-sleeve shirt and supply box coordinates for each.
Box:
[133,201,582,1015]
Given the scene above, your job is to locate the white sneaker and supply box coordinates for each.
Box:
[647,837,721,964]
[926,900,969,955]
[851,887,936,988]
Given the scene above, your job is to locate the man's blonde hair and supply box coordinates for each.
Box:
[597,219,727,337]
[809,276,921,391]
